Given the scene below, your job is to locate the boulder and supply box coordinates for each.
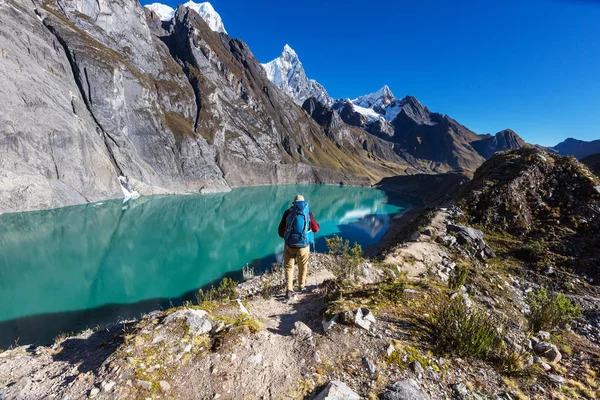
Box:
[313,381,360,400]
[292,321,314,346]
[382,379,430,400]
[164,308,212,335]
[354,308,376,330]
[322,314,339,333]
[534,342,562,363]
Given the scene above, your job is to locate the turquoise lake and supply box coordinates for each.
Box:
[0,184,411,347]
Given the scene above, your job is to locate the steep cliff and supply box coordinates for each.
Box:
[0,0,406,213]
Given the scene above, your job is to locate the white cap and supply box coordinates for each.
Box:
[293,195,305,203]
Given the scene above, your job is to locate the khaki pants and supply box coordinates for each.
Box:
[284,245,310,291]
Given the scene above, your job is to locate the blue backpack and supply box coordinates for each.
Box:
[284,201,310,248]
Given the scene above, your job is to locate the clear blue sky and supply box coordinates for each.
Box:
[148,0,600,147]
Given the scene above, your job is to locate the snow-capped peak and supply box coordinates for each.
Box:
[143,1,227,34]
[281,44,298,61]
[352,85,396,109]
[182,1,227,34]
[145,3,175,21]
[336,85,403,123]
[262,45,332,107]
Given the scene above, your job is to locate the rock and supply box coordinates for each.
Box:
[540,362,552,371]
[164,308,212,335]
[292,321,314,346]
[387,344,396,356]
[538,331,551,340]
[410,231,421,241]
[101,381,116,392]
[322,314,339,333]
[134,380,152,390]
[534,342,562,363]
[363,357,376,379]
[236,299,249,315]
[89,387,100,397]
[530,337,540,347]
[158,380,171,392]
[411,361,424,374]
[447,224,484,242]
[451,383,470,400]
[441,235,457,247]
[313,381,360,400]
[426,366,439,381]
[382,379,430,400]
[211,320,226,334]
[547,374,565,387]
[340,310,355,325]
[354,308,376,330]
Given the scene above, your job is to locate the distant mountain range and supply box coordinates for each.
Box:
[552,138,600,160]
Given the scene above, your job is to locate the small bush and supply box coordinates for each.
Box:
[261,276,277,299]
[431,297,502,358]
[325,235,364,283]
[448,263,469,290]
[195,277,238,304]
[526,287,582,331]
[378,280,405,303]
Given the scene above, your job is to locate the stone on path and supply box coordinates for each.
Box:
[314,381,360,400]
[382,379,430,400]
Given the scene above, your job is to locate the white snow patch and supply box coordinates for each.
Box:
[144,3,175,21]
[143,1,227,33]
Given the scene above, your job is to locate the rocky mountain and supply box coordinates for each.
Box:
[457,147,600,279]
[261,45,332,107]
[1,0,421,214]
[470,129,526,159]
[553,137,600,160]
[328,91,528,174]
[581,153,600,177]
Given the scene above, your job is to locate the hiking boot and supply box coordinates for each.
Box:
[285,290,294,301]
[297,286,308,293]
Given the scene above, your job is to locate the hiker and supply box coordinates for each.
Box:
[278,195,320,300]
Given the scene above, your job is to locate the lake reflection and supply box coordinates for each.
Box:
[0,184,409,346]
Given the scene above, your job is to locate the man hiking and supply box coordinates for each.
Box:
[278,195,320,300]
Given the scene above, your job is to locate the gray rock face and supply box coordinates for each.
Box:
[0,0,121,213]
[0,0,386,214]
[382,379,430,400]
[313,381,360,400]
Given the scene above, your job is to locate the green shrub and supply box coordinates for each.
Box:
[195,277,238,304]
[526,287,582,331]
[431,297,502,358]
[377,279,405,303]
[325,235,364,283]
[448,263,469,290]
[261,276,277,299]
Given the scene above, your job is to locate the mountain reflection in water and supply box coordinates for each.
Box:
[0,184,410,346]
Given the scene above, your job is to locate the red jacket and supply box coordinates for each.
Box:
[278,208,320,238]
